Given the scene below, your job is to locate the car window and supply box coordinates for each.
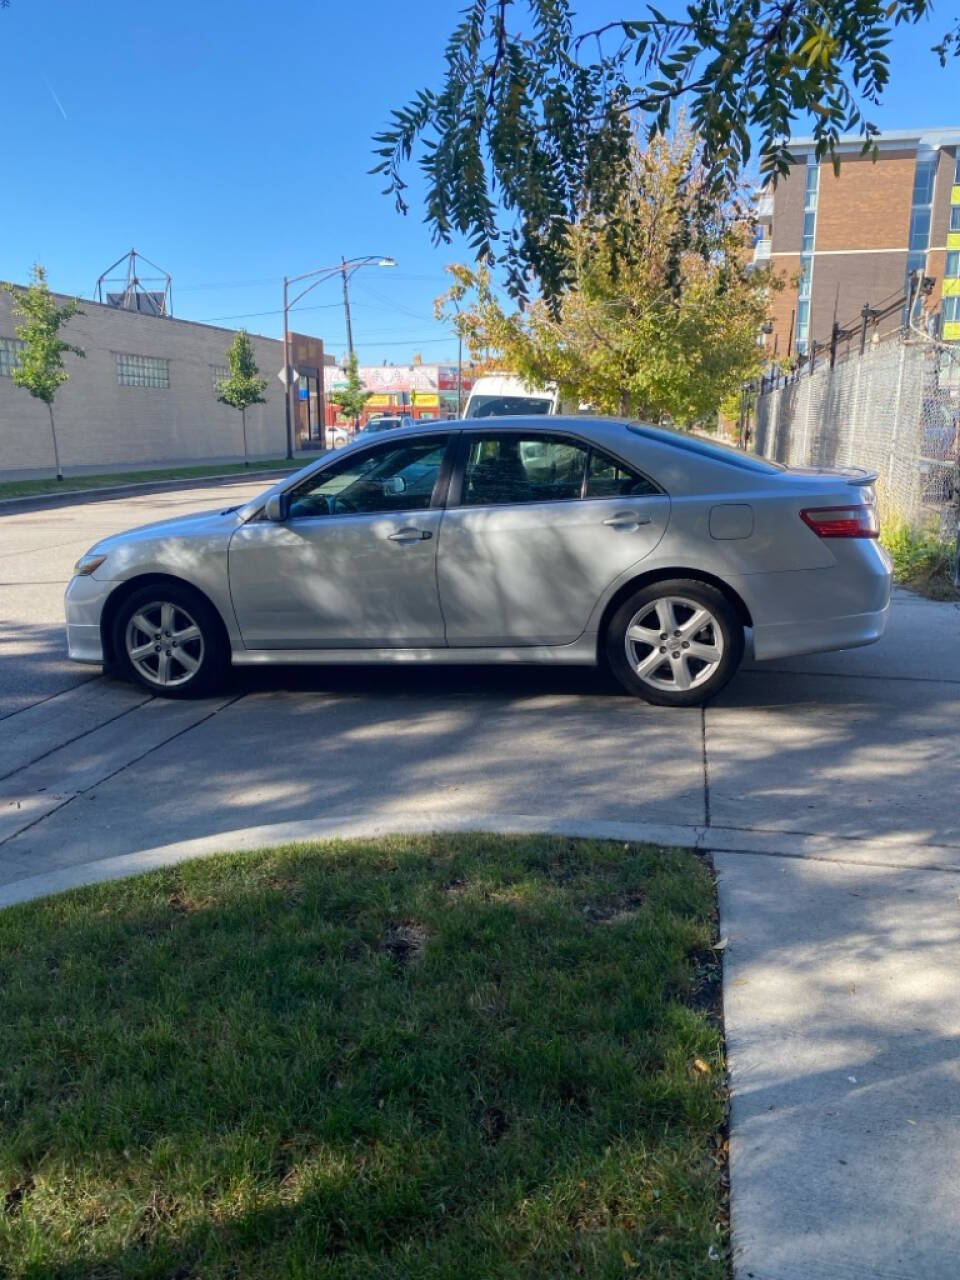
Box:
[465,395,554,417]
[461,434,588,506]
[625,423,786,473]
[586,447,660,498]
[288,436,449,518]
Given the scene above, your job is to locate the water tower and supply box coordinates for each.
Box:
[95,249,172,317]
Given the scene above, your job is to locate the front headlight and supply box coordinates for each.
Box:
[73,554,107,577]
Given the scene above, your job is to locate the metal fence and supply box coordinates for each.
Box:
[751,335,960,535]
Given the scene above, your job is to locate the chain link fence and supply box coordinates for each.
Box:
[751,335,960,536]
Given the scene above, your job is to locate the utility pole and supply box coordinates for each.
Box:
[282,276,294,460]
[341,257,355,359]
[280,256,395,455]
[457,332,463,416]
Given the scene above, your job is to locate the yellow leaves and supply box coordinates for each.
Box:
[797,26,839,70]
[692,1057,713,1076]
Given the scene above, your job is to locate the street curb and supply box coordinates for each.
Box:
[0,815,699,907]
[4,813,960,908]
[0,465,305,513]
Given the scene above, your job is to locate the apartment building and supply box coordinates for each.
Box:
[755,128,960,359]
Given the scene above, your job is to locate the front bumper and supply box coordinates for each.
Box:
[64,574,110,664]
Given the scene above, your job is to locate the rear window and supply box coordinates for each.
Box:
[465,395,554,417]
[626,424,785,474]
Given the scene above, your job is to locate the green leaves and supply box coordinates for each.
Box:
[0,264,84,406]
[378,0,955,303]
[217,330,267,412]
[437,131,776,425]
[326,351,371,425]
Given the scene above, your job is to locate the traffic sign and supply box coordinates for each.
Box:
[277,367,300,386]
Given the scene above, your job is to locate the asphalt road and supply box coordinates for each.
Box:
[2,481,960,1279]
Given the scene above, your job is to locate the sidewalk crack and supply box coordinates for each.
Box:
[701,706,711,828]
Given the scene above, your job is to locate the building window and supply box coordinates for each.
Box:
[955,153,960,184]
[913,158,937,206]
[946,251,960,279]
[794,158,820,353]
[944,296,960,324]
[951,206,960,232]
[115,353,170,388]
[211,365,229,394]
[909,208,932,251]
[0,336,26,377]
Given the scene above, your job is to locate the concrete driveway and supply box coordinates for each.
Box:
[2,481,960,1278]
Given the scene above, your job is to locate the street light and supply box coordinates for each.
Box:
[281,255,396,458]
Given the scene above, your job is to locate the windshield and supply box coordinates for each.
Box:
[626,424,786,474]
[465,395,554,418]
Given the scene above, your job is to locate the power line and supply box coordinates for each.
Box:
[199,300,347,323]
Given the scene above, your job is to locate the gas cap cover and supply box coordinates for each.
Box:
[709,504,755,540]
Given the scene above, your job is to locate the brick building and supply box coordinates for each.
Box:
[754,128,960,360]
[0,287,331,478]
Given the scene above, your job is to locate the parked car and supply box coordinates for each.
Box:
[66,418,892,706]
[326,425,352,449]
[359,415,415,434]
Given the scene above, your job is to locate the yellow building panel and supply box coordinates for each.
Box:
[952,185,960,205]
[944,321,960,341]
[949,232,960,250]
[944,279,960,297]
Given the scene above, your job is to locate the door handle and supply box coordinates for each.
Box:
[603,513,652,530]
[388,527,432,543]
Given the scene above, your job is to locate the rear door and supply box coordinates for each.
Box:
[436,430,670,646]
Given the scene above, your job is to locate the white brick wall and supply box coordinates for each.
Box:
[0,292,291,478]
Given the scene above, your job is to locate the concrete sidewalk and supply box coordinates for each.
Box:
[2,483,960,1278]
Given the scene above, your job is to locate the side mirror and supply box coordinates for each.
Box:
[264,493,290,522]
[382,475,407,496]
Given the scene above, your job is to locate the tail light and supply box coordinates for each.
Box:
[799,504,879,539]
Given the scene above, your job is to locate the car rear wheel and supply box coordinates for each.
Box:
[113,583,228,699]
[605,579,743,706]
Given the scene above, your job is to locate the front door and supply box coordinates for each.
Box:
[229,434,454,649]
[437,431,670,646]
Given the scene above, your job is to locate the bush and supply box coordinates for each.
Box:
[881,517,959,600]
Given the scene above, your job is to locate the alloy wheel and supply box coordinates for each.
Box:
[623,595,724,693]
[124,600,205,689]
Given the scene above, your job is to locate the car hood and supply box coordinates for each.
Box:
[87,508,242,556]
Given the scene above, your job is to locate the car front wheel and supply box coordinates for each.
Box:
[605,579,744,706]
[112,584,228,698]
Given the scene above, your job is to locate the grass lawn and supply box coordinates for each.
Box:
[0,459,294,501]
[0,835,728,1280]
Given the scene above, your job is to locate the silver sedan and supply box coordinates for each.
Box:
[65,418,892,706]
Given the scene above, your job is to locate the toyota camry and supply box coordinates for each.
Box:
[65,418,892,706]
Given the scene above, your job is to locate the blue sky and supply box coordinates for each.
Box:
[1,0,957,366]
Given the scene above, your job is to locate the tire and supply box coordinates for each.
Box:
[605,578,744,707]
[112,582,229,699]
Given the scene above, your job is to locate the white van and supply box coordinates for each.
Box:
[463,374,560,418]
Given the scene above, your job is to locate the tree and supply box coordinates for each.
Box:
[435,132,775,425]
[326,352,371,426]
[375,0,959,304]
[1,264,84,481]
[217,330,267,466]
